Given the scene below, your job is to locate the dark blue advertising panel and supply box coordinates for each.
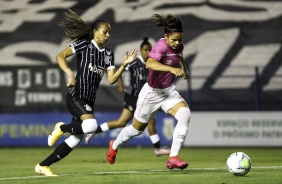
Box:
[0,112,175,147]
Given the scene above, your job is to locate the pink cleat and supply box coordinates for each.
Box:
[166,156,188,170]
[154,148,171,156]
[106,139,118,164]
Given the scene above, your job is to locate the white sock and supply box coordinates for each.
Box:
[150,134,160,144]
[112,125,142,150]
[65,134,84,148]
[100,122,109,132]
[170,107,191,157]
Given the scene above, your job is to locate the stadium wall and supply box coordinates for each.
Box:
[1,0,282,112]
[0,112,281,147]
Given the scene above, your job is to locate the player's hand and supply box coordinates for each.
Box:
[67,75,76,89]
[170,67,184,77]
[123,48,138,65]
[183,69,190,82]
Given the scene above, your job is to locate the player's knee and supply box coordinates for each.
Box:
[81,119,98,134]
[65,134,84,148]
[121,125,143,143]
[175,107,191,124]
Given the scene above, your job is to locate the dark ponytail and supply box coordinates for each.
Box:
[151,14,183,34]
[59,9,109,41]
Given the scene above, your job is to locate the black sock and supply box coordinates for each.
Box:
[61,123,83,134]
[153,141,161,149]
[40,142,73,166]
[95,126,103,134]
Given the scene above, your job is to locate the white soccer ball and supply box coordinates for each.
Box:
[226,152,251,176]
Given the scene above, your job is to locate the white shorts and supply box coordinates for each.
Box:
[134,83,186,123]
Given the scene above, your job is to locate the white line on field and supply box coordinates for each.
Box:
[1,166,282,181]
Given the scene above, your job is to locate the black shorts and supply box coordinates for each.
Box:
[123,93,138,112]
[66,92,94,120]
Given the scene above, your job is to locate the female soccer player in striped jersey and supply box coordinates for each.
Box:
[35,9,137,176]
[85,37,170,156]
[107,14,191,170]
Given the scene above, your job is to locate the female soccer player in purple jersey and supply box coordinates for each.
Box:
[35,9,137,176]
[107,14,191,170]
[85,37,170,156]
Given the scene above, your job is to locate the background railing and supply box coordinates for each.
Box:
[178,65,282,111]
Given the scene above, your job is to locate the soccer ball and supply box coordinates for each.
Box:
[226,152,251,176]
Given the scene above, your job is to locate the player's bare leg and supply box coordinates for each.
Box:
[85,109,133,144]
[147,118,170,156]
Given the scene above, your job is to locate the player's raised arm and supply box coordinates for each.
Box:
[107,49,137,84]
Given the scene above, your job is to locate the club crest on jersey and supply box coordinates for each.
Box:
[104,55,110,64]
[166,60,173,65]
[84,104,92,111]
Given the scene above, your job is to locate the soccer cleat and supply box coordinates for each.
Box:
[48,122,64,146]
[166,156,189,170]
[85,133,94,145]
[155,148,171,156]
[35,163,57,176]
[106,139,118,164]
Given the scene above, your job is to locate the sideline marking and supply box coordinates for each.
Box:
[1,166,282,181]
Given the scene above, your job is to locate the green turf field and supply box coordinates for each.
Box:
[0,147,281,184]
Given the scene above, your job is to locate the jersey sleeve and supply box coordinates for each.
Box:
[126,58,138,70]
[106,49,115,70]
[69,39,88,54]
[147,39,167,61]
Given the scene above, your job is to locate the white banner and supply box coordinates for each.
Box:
[184,112,282,146]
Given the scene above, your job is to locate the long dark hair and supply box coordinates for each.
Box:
[151,14,183,34]
[59,9,109,41]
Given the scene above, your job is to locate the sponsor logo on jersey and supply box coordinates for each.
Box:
[88,64,105,78]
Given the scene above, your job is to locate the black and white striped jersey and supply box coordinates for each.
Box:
[126,55,148,97]
[69,39,115,102]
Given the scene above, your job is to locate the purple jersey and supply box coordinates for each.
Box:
[147,38,183,89]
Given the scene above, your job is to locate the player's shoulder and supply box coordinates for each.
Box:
[73,38,88,45]
[104,47,114,55]
[155,38,167,46]
[153,38,168,50]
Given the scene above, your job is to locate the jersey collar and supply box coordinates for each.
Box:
[91,39,105,52]
[138,55,146,64]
